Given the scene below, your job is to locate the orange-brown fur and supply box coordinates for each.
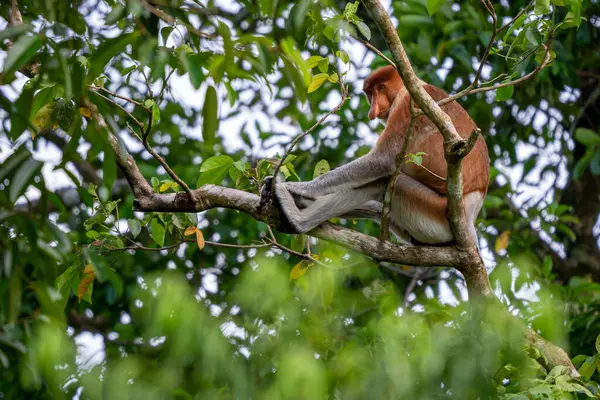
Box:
[365,65,489,231]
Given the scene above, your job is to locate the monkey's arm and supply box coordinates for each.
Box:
[285,151,394,198]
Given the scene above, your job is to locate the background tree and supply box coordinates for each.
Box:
[1,0,600,398]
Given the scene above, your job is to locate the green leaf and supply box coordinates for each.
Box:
[591,150,600,175]
[281,56,307,103]
[0,23,33,42]
[503,14,527,42]
[313,160,330,179]
[560,11,581,29]
[9,158,43,204]
[306,55,323,69]
[151,177,160,192]
[336,50,350,64]
[128,219,142,239]
[218,22,234,71]
[484,195,504,209]
[574,128,600,146]
[151,218,166,247]
[534,0,551,15]
[202,85,219,144]
[52,98,76,132]
[106,3,126,25]
[495,85,514,101]
[90,32,141,79]
[197,155,234,187]
[152,103,160,126]
[596,333,600,354]
[56,265,78,308]
[317,58,329,73]
[0,147,31,182]
[308,73,329,93]
[426,0,446,16]
[32,102,57,131]
[160,26,174,44]
[328,73,339,83]
[355,21,371,40]
[344,1,359,18]
[2,35,42,81]
[578,356,598,379]
[224,80,238,106]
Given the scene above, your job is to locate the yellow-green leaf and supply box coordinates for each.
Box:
[79,107,92,118]
[290,260,311,280]
[313,159,330,179]
[32,102,56,131]
[306,55,322,69]
[495,231,511,252]
[308,73,329,93]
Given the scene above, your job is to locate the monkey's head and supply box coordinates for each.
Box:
[362,65,404,122]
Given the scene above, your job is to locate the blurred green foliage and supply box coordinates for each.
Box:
[1,0,600,398]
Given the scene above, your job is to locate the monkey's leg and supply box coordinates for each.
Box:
[390,173,454,245]
[275,181,387,234]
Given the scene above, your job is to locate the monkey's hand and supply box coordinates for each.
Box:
[260,176,299,233]
[259,176,276,209]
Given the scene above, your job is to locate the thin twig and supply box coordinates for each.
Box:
[265,225,327,267]
[139,68,154,98]
[157,67,176,100]
[437,41,552,107]
[352,35,395,67]
[89,90,145,130]
[471,0,497,89]
[270,62,349,195]
[89,84,197,202]
[139,122,197,203]
[416,163,447,182]
[90,85,151,112]
[497,0,534,33]
[404,275,419,308]
[114,240,272,252]
[139,0,212,39]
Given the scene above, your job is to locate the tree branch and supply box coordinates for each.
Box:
[359,0,576,375]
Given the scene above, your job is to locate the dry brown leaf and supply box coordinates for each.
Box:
[77,264,95,302]
[196,229,205,250]
[184,226,197,236]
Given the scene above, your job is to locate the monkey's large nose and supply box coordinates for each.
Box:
[368,105,377,120]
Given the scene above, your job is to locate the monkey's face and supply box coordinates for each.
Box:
[364,84,393,121]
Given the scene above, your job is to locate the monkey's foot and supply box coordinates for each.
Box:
[260,176,298,234]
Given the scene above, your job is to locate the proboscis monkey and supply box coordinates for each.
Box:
[262,65,490,245]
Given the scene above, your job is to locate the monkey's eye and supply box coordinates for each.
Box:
[376,84,385,91]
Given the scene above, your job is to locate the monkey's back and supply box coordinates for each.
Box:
[376,84,490,197]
